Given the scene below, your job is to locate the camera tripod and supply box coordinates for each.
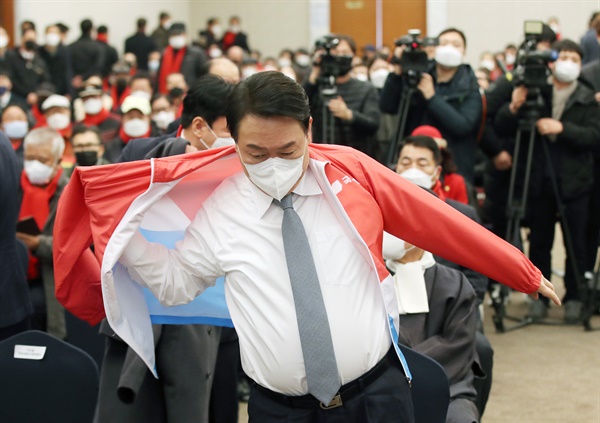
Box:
[489,91,594,332]
[318,75,338,145]
[385,82,418,168]
[581,235,600,331]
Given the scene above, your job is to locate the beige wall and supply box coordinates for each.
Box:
[14,0,191,53]
[188,0,311,58]
[445,0,598,67]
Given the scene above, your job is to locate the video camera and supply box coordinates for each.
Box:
[314,35,353,80]
[511,21,558,89]
[392,29,433,87]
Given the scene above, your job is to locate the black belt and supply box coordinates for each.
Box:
[254,346,398,410]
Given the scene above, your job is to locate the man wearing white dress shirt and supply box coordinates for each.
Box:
[118,71,559,423]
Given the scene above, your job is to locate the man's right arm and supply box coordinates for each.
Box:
[120,207,222,306]
[379,73,403,114]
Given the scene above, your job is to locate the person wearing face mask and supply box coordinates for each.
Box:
[18,128,68,340]
[104,95,154,163]
[78,85,121,143]
[304,34,381,158]
[4,29,50,106]
[147,50,162,78]
[382,235,483,423]
[38,24,73,97]
[381,27,482,183]
[292,48,312,84]
[108,62,133,113]
[221,16,250,53]
[503,44,518,72]
[494,39,600,323]
[55,72,561,423]
[478,52,502,81]
[198,18,223,50]
[68,19,106,90]
[129,73,154,101]
[0,72,28,114]
[66,125,110,178]
[0,26,9,70]
[120,74,233,162]
[150,94,176,135]
[125,19,157,71]
[165,72,188,119]
[40,94,76,170]
[151,12,172,52]
[157,23,208,95]
[1,104,30,170]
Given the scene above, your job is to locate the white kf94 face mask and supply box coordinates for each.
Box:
[240,149,305,201]
[400,167,434,189]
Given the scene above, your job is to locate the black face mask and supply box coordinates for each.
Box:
[75,151,98,167]
[116,77,128,91]
[169,87,184,99]
[24,40,37,51]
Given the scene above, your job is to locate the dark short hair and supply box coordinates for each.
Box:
[20,20,36,35]
[401,136,442,165]
[56,22,69,34]
[208,17,218,26]
[159,12,170,21]
[181,74,233,128]
[540,24,558,44]
[130,72,153,86]
[97,25,108,34]
[226,71,310,141]
[505,44,517,50]
[151,93,173,105]
[438,27,467,49]
[334,34,357,54]
[552,39,584,59]
[81,19,93,34]
[0,103,28,123]
[71,124,102,144]
[137,18,147,29]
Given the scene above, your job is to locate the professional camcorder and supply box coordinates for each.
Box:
[392,29,432,87]
[511,21,558,89]
[314,35,353,80]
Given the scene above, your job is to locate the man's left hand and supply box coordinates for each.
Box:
[328,96,353,121]
[417,73,435,100]
[16,233,40,251]
[529,275,561,306]
[536,118,563,136]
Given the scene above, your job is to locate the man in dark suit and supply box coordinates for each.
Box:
[96,25,119,79]
[125,19,157,71]
[221,16,250,53]
[0,132,32,341]
[68,19,105,89]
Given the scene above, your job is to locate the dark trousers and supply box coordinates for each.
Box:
[586,159,600,271]
[473,332,493,417]
[209,328,240,423]
[528,183,589,304]
[247,360,414,423]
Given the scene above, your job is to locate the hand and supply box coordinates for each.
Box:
[26,92,38,105]
[328,96,353,121]
[595,92,600,103]
[529,275,561,306]
[417,73,435,100]
[308,52,323,84]
[393,46,406,75]
[509,86,528,114]
[71,75,83,89]
[16,233,40,251]
[493,151,513,170]
[536,118,563,136]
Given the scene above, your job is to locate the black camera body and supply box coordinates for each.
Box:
[511,21,558,89]
[393,29,432,87]
[314,35,353,81]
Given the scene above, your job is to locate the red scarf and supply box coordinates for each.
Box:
[12,139,23,151]
[96,33,108,43]
[19,167,63,280]
[158,46,186,94]
[83,107,111,126]
[432,180,447,202]
[31,104,47,128]
[118,126,151,144]
[222,32,237,51]
[110,86,131,112]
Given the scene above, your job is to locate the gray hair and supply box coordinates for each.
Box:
[24,127,65,162]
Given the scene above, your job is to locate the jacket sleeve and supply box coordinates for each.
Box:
[494,103,520,138]
[557,102,600,152]
[347,85,380,135]
[347,150,541,294]
[379,73,403,114]
[426,88,482,138]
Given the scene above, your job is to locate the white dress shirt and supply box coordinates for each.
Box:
[121,163,391,395]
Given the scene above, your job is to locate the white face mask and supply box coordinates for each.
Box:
[480,59,495,72]
[45,33,61,47]
[130,90,152,100]
[211,24,223,39]
[505,54,516,65]
[24,160,55,185]
[242,67,258,80]
[148,59,160,72]
[200,124,235,149]
[209,48,222,58]
[399,167,435,189]
[152,110,176,130]
[435,45,463,68]
[354,73,368,82]
[295,55,311,67]
[163,20,172,30]
[20,50,35,61]
[278,58,292,68]
[0,35,8,49]
[169,35,186,50]
[554,60,581,83]
[2,120,29,139]
[369,68,390,89]
[46,112,70,130]
[230,25,240,34]
[83,98,103,115]
[123,118,150,137]
[240,147,306,201]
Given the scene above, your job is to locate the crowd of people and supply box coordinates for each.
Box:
[0,9,598,423]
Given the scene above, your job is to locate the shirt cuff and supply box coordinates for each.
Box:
[120,231,148,268]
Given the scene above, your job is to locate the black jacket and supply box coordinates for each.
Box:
[125,32,157,70]
[118,132,176,162]
[494,80,600,200]
[99,42,119,78]
[158,46,208,90]
[3,49,50,98]
[304,78,380,157]
[69,35,105,79]
[0,132,32,328]
[380,64,482,183]
[38,45,73,96]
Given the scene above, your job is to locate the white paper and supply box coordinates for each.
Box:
[14,344,47,360]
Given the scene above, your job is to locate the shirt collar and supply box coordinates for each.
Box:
[248,163,323,219]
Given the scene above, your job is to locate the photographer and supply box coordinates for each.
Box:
[380,28,481,183]
[494,39,600,323]
[303,34,380,157]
